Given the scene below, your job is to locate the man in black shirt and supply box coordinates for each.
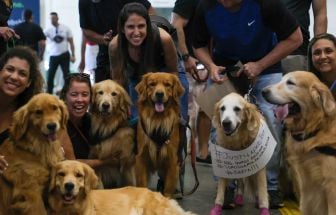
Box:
[14,9,46,60]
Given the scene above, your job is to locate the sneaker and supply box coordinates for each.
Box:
[268,190,284,209]
[196,154,212,164]
[222,187,236,209]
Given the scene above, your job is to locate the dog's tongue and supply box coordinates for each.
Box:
[47,133,57,141]
[64,195,73,201]
[155,102,165,112]
[274,104,289,121]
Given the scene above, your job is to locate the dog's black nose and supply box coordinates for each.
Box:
[261,88,270,98]
[155,92,164,99]
[47,123,57,131]
[102,102,110,110]
[221,120,231,129]
[64,182,74,191]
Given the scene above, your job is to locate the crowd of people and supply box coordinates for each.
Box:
[0,0,335,213]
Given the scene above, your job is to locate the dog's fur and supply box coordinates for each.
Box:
[90,80,135,188]
[262,71,336,215]
[0,93,67,214]
[135,72,184,197]
[48,160,197,215]
[212,93,269,214]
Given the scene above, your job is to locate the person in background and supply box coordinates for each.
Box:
[171,0,212,164]
[14,9,46,61]
[192,0,302,211]
[281,0,327,74]
[60,73,105,168]
[0,0,20,56]
[44,12,75,94]
[78,31,98,84]
[78,0,155,83]
[308,33,336,99]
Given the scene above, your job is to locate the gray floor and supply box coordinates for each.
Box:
[175,159,281,215]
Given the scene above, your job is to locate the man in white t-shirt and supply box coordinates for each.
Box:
[44,12,75,94]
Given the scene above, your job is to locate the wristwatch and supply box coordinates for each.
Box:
[181,53,190,62]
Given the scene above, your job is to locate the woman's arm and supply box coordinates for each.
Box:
[159,28,178,75]
[59,129,76,160]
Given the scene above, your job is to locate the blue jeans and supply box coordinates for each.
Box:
[251,73,283,191]
[128,60,189,121]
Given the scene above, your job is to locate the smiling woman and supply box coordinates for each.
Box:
[60,73,104,168]
[308,33,336,98]
[0,46,44,171]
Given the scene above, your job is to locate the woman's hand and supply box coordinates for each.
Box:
[0,155,8,174]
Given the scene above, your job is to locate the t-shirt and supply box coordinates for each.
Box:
[0,129,9,146]
[172,0,200,56]
[193,0,298,75]
[14,21,46,53]
[67,113,93,159]
[281,0,312,55]
[44,23,73,56]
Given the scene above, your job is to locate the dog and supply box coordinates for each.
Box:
[262,71,336,215]
[48,160,197,215]
[90,79,135,188]
[135,72,184,197]
[210,93,270,215]
[0,93,67,214]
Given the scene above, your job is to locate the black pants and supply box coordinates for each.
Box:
[47,51,70,94]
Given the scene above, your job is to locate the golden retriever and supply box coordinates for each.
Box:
[0,93,67,214]
[211,93,269,215]
[90,79,135,188]
[48,160,197,215]
[135,72,184,197]
[262,71,336,215]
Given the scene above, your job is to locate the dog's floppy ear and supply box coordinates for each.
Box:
[135,73,150,103]
[10,104,29,141]
[212,101,221,129]
[83,163,99,193]
[245,102,260,131]
[58,100,69,129]
[118,85,132,116]
[310,83,336,116]
[172,74,184,100]
[49,164,58,193]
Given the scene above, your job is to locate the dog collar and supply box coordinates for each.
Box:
[315,146,336,156]
[291,130,319,142]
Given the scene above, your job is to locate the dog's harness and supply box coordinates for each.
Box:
[291,130,336,157]
[140,119,173,152]
[140,117,200,196]
[92,122,128,143]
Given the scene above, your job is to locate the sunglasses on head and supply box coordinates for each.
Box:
[65,73,90,81]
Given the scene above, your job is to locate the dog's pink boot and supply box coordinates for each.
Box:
[260,208,271,215]
[210,204,222,215]
[234,194,244,206]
